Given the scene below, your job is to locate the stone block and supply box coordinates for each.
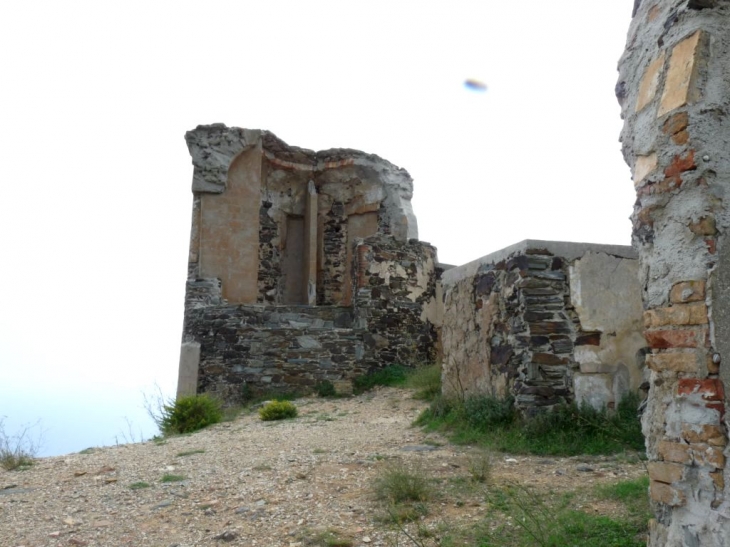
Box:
[636,54,665,112]
[677,378,724,401]
[646,351,699,373]
[634,153,658,186]
[664,150,696,178]
[574,373,613,410]
[657,440,692,464]
[670,280,706,303]
[689,216,717,236]
[644,327,707,349]
[681,423,727,447]
[177,342,201,398]
[658,31,705,117]
[662,111,689,136]
[643,303,708,328]
[650,480,686,506]
[648,461,685,484]
[694,444,726,468]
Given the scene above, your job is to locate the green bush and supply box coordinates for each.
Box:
[159,394,223,435]
[315,380,337,398]
[464,394,517,428]
[259,400,298,421]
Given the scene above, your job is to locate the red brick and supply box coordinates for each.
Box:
[664,150,696,178]
[645,327,707,349]
[677,378,725,401]
[650,480,686,506]
[657,440,693,464]
[670,280,706,303]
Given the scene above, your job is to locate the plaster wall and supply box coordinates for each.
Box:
[617,2,730,544]
[441,241,645,412]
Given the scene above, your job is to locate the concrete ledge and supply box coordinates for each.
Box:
[442,239,636,287]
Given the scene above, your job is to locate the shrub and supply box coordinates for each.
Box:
[373,461,432,504]
[158,394,223,435]
[259,400,298,421]
[0,417,42,471]
[315,380,337,398]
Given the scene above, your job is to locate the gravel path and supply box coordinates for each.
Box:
[0,388,645,547]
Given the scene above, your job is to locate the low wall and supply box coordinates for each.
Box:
[441,240,646,412]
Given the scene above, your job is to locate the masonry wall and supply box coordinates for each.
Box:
[617,3,730,544]
[178,126,440,403]
[440,241,645,413]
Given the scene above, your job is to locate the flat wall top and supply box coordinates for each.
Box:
[442,239,636,286]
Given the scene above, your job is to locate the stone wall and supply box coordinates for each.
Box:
[441,240,645,413]
[178,126,440,403]
[617,3,730,544]
[353,236,441,370]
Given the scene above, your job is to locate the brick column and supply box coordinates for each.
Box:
[618,3,730,545]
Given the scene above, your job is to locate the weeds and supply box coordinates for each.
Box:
[0,417,43,471]
[353,365,409,394]
[403,365,442,401]
[416,393,644,456]
[300,529,354,547]
[315,380,337,398]
[466,450,493,483]
[129,481,151,490]
[374,460,432,505]
[259,400,298,421]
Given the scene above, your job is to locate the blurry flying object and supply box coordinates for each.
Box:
[464,79,487,92]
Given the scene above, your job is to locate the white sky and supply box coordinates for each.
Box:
[0,0,636,456]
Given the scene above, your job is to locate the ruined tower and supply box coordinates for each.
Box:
[177,125,441,402]
[618,2,730,544]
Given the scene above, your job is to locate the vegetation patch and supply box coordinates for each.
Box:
[129,481,151,490]
[416,392,644,456]
[315,380,337,398]
[176,449,205,457]
[300,528,354,547]
[403,364,442,400]
[157,394,223,435]
[161,474,186,483]
[0,418,41,471]
[353,365,408,394]
[259,400,298,421]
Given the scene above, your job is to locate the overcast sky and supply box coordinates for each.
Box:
[1,0,635,456]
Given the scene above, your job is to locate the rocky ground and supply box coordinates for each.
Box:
[1,387,646,547]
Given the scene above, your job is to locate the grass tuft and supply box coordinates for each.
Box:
[161,474,186,483]
[403,365,442,400]
[353,365,408,394]
[176,449,205,457]
[374,461,432,504]
[129,481,151,490]
[0,418,42,471]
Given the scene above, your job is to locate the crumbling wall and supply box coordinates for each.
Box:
[353,236,441,370]
[617,2,730,544]
[441,241,644,412]
[178,125,438,402]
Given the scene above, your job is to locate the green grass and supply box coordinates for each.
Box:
[403,364,442,400]
[353,365,409,394]
[473,480,648,547]
[315,380,337,398]
[176,449,205,457]
[300,529,354,547]
[160,474,186,483]
[129,481,151,490]
[78,447,95,455]
[415,393,644,456]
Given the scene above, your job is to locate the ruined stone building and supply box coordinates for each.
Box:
[440,240,646,413]
[177,125,441,403]
[618,2,730,544]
